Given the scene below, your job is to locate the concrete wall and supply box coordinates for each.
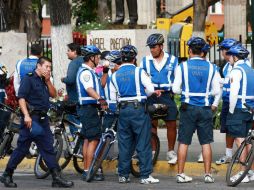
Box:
[87,29,168,64]
[0,31,27,74]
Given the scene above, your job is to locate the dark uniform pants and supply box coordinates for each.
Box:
[6,115,58,172]
[115,0,138,22]
[118,104,152,179]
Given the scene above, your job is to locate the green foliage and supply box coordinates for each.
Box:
[73,21,107,34]
[72,0,98,23]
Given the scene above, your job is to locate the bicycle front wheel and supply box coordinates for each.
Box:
[131,132,160,178]
[226,138,254,187]
[86,137,112,182]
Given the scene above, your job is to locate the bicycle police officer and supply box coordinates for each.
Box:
[140,33,179,164]
[76,45,106,181]
[14,44,42,95]
[173,37,220,183]
[111,45,160,184]
[226,45,254,183]
[0,57,74,188]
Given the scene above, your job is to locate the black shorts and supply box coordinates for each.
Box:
[226,108,252,138]
[79,105,102,141]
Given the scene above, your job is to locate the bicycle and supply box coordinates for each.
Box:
[86,103,164,182]
[0,102,38,159]
[34,101,84,179]
[226,103,254,187]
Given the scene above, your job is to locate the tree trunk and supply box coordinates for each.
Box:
[192,0,208,38]
[20,0,42,42]
[98,0,109,22]
[192,0,220,37]
[49,0,72,90]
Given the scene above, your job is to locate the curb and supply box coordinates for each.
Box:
[0,157,228,176]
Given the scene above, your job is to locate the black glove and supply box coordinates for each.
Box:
[98,98,108,108]
[103,67,109,73]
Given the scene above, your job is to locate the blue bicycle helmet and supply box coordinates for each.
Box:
[187,37,206,49]
[146,33,164,47]
[81,45,101,57]
[120,45,138,62]
[105,50,122,64]
[218,38,238,51]
[201,43,211,53]
[226,44,249,58]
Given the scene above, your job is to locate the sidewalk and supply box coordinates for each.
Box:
[0,129,231,176]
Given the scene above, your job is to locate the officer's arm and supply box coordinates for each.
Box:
[14,61,21,96]
[172,66,182,94]
[86,87,101,100]
[140,69,154,96]
[45,80,57,98]
[101,72,108,88]
[211,72,222,108]
[229,69,242,114]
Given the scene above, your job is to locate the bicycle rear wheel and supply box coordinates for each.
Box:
[226,138,254,187]
[86,137,112,182]
[0,133,12,158]
[34,133,63,179]
[130,132,160,178]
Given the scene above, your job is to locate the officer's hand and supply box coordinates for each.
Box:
[211,105,217,112]
[24,114,32,128]
[42,69,51,82]
[98,98,108,110]
[154,90,164,97]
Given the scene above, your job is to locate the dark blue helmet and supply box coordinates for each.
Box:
[201,43,211,53]
[218,38,238,51]
[187,37,206,49]
[146,33,164,47]
[226,44,249,58]
[120,45,138,62]
[105,50,122,64]
[81,45,101,57]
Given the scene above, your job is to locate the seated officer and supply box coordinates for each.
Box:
[0,57,73,188]
[226,45,254,183]
[111,45,161,184]
[173,37,220,183]
[76,45,106,181]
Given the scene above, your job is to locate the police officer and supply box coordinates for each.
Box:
[101,50,122,132]
[140,33,178,164]
[173,37,220,183]
[215,38,240,165]
[0,57,73,188]
[76,45,106,181]
[226,45,254,183]
[111,45,160,184]
[14,44,42,95]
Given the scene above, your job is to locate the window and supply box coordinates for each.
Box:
[42,3,50,18]
[210,1,222,14]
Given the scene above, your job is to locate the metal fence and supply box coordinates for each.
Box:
[28,34,253,67]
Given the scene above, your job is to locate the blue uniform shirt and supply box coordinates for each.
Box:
[17,71,50,111]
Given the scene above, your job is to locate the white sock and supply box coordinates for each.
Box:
[226,148,232,158]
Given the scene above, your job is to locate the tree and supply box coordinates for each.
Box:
[192,0,220,37]
[49,0,72,89]
[3,0,42,42]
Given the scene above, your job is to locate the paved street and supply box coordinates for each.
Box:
[1,172,254,190]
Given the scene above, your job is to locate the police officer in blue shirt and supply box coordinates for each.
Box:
[101,50,122,132]
[173,37,220,183]
[14,44,42,96]
[215,38,240,165]
[140,33,179,164]
[0,57,74,188]
[76,45,106,181]
[225,45,254,183]
[111,45,160,184]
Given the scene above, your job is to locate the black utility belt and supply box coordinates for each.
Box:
[119,101,145,108]
[79,104,99,108]
[30,110,48,117]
